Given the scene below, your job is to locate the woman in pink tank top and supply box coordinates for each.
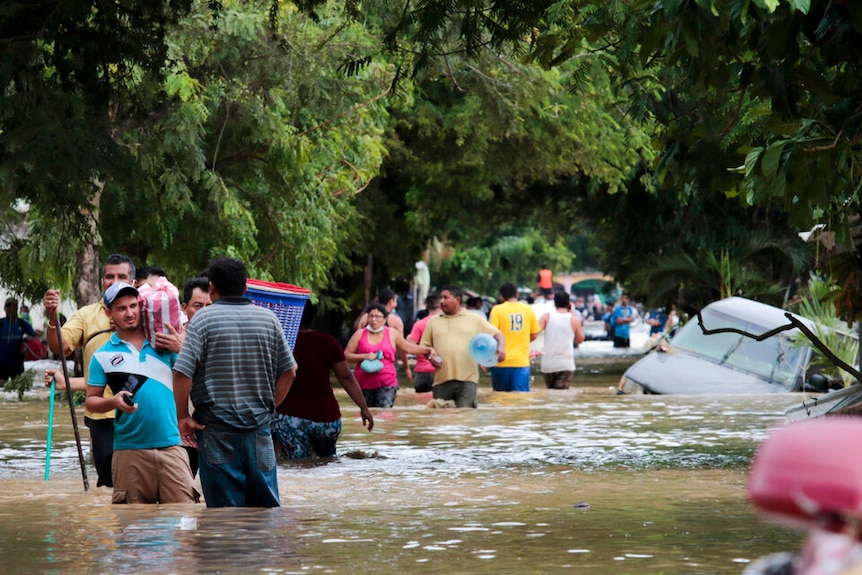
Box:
[345,303,437,408]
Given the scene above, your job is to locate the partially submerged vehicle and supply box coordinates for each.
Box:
[619,296,849,395]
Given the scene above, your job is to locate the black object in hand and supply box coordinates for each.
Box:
[122,394,135,406]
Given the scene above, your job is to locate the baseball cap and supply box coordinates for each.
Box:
[103,282,139,307]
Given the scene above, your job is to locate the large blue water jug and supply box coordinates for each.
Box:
[469,333,498,367]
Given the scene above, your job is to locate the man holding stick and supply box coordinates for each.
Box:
[42,254,136,488]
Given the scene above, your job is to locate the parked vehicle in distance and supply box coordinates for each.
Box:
[618,297,844,395]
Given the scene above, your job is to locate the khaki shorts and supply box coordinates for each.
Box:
[112,445,199,504]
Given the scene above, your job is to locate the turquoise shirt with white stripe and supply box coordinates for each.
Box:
[88,333,180,451]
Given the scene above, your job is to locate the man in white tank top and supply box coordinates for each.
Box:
[538,292,585,389]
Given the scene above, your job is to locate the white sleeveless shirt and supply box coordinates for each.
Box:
[541,310,576,373]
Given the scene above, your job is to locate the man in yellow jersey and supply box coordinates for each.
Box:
[488,282,540,392]
[42,254,136,488]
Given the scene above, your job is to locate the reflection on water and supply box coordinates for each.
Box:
[0,360,802,574]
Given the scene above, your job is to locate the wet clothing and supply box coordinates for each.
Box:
[362,385,398,408]
[610,305,636,342]
[419,310,500,387]
[277,330,343,423]
[174,296,296,508]
[0,317,34,380]
[273,415,342,459]
[408,314,436,375]
[175,297,297,432]
[112,445,197,504]
[88,332,194,503]
[353,327,398,391]
[541,310,577,374]
[490,366,531,392]
[195,425,279,508]
[413,371,434,393]
[489,301,539,368]
[62,301,117,488]
[432,380,478,408]
[274,329,345,458]
[489,300,538,392]
[88,333,180,451]
[543,371,574,389]
[409,313,438,393]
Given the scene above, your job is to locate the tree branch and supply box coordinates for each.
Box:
[695,309,862,384]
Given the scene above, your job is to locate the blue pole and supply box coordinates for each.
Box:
[44,376,55,481]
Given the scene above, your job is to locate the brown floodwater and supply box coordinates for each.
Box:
[0,358,803,574]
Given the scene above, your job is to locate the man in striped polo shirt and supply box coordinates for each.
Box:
[173,257,297,508]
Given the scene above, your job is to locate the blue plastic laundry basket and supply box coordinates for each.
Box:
[246,279,311,350]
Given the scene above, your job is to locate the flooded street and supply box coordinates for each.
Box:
[1,357,803,574]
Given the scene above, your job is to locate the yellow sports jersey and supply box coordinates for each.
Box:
[489,300,540,368]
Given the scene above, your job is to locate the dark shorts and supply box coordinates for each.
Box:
[0,363,24,381]
[362,385,397,408]
[413,371,434,393]
[613,337,630,348]
[84,416,114,487]
[490,366,531,392]
[543,371,574,389]
[432,380,478,408]
[272,414,342,460]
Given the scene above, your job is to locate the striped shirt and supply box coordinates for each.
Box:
[174,297,296,431]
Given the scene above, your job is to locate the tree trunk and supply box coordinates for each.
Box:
[74,180,104,307]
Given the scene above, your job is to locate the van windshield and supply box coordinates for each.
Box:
[670,308,808,389]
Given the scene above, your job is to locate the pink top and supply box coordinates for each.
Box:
[408,315,435,373]
[354,326,398,389]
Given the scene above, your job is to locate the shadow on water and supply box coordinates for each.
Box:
[0,358,803,574]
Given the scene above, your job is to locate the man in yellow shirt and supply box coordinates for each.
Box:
[420,285,505,408]
[489,282,540,392]
[42,253,136,488]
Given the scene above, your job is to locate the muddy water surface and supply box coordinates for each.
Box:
[0,358,802,574]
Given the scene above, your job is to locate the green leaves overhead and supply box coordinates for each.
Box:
[99,1,392,289]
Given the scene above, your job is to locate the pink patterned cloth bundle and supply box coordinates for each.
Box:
[137,276,182,347]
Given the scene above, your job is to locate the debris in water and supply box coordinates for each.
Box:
[426,398,456,409]
[574,502,590,509]
[342,450,387,459]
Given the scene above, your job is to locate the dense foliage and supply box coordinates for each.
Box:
[3,0,858,322]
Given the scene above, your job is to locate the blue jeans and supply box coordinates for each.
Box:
[490,366,531,392]
[196,424,279,508]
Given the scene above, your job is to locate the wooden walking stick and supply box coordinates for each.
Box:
[52,313,90,491]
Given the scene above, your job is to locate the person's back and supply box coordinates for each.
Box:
[183,299,290,431]
[490,299,539,368]
[488,282,539,392]
[539,292,585,389]
[542,309,576,372]
[173,256,297,508]
[279,329,342,422]
[273,303,373,460]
